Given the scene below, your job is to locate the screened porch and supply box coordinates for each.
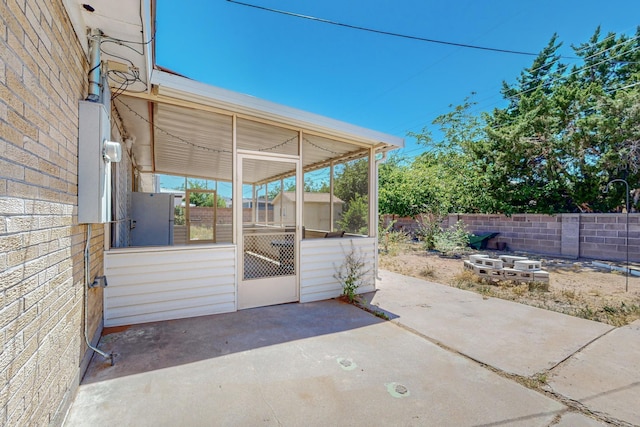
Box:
[103,69,403,326]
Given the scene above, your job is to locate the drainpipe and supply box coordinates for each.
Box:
[87,28,102,102]
[84,225,114,365]
[375,150,388,280]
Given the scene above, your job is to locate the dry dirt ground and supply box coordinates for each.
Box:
[378,242,640,326]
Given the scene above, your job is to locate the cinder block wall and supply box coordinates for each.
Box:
[0,1,103,425]
[579,214,640,261]
[382,213,639,262]
[450,214,639,262]
[453,214,563,256]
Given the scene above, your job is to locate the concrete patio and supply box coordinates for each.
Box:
[63,271,639,426]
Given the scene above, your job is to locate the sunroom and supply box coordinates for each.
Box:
[101,70,404,326]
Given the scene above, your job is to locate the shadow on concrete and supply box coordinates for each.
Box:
[82,299,386,384]
[358,291,400,320]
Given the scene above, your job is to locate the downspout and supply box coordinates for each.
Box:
[84,225,114,365]
[87,28,102,102]
[375,150,388,280]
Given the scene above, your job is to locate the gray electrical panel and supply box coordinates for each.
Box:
[78,101,111,223]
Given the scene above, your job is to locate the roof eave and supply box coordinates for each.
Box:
[150,70,404,148]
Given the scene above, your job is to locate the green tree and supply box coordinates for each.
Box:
[334,158,370,232]
[476,29,640,213]
[183,179,225,207]
[378,154,432,217]
[381,97,494,217]
[393,28,640,216]
[334,159,369,206]
[337,194,369,234]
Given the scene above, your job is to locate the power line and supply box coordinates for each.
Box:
[364,30,640,137]
[226,0,574,58]
[582,33,640,62]
[352,8,531,113]
[396,45,640,160]
[500,44,640,104]
[438,38,640,122]
[390,33,640,137]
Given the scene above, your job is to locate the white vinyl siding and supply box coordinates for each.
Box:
[104,245,236,326]
[300,237,376,303]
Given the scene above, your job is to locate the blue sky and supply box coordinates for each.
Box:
[155,0,639,158]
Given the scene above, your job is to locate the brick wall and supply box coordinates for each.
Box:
[0,1,101,425]
[383,213,639,262]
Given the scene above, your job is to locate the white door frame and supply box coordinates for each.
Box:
[235,150,301,309]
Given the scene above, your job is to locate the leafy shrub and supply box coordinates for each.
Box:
[432,220,471,256]
[414,216,444,250]
[337,194,369,235]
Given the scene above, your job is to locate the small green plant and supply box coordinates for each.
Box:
[379,220,409,256]
[374,310,390,320]
[602,302,640,326]
[432,220,471,256]
[537,373,548,384]
[334,243,370,303]
[387,230,409,244]
[576,305,595,320]
[414,216,443,250]
[477,285,494,297]
[519,373,549,389]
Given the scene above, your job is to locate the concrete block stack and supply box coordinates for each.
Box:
[464,254,549,284]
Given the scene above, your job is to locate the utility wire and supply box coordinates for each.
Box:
[396,42,640,159]
[395,33,640,135]
[500,44,640,103]
[226,0,571,58]
[369,31,640,130]
[582,33,640,62]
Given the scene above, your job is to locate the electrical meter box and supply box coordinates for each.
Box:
[78,100,112,224]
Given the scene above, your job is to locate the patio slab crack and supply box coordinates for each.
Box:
[352,302,631,427]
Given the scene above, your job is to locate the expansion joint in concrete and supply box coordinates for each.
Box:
[359,310,627,427]
[546,326,618,374]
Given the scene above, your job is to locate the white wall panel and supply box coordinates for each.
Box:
[104,245,236,326]
[300,237,376,303]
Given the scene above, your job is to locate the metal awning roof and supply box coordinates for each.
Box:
[64,0,404,185]
[117,70,404,184]
[150,70,404,149]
